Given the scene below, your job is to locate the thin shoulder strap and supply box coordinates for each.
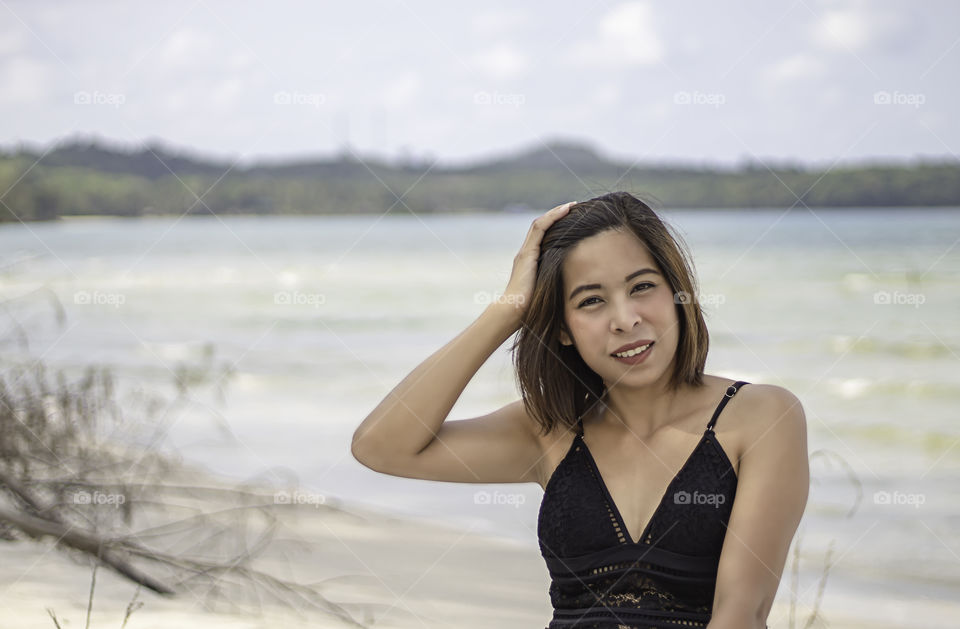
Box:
[706,380,750,432]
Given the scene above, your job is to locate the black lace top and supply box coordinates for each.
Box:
[537,381,753,629]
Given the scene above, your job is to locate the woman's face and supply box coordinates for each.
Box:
[559,228,680,389]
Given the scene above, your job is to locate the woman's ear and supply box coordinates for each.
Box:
[559,325,573,347]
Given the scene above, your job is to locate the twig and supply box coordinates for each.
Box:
[789,528,801,629]
[121,585,143,629]
[45,608,63,629]
[85,563,97,629]
[802,540,835,629]
[2,321,366,627]
[0,503,175,595]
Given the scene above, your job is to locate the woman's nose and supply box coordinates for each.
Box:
[609,298,641,332]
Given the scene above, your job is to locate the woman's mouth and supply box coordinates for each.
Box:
[611,342,654,364]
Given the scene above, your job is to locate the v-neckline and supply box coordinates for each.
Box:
[578,430,714,546]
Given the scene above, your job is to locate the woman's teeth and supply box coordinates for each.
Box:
[614,343,652,358]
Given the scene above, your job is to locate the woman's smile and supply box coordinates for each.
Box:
[611,340,655,364]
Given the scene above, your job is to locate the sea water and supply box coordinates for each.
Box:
[1,207,958,626]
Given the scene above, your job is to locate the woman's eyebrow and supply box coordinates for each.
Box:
[568,268,661,301]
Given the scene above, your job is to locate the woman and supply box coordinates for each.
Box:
[352,192,809,628]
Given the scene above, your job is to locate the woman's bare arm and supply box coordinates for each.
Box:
[350,202,575,485]
[708,384,810,628]
[350,304,542,483]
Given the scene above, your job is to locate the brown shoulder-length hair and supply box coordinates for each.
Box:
[509,191,709,437]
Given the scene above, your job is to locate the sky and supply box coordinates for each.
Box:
[1,0,958,168]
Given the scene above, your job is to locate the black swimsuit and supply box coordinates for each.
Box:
[537,381,752,629]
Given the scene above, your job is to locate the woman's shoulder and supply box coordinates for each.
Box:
[720,377,795,401]
[699,375,795,411]
[699,376,805,471]
[737,381,803,416]
[725,379,807,441]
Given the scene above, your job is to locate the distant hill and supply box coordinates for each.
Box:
[35,138,232,179]
[1,136,958,222]
[459,140,621,175]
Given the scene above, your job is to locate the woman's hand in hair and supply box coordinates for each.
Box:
[496,201,575,328]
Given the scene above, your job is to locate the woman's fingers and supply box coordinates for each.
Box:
[520,201,575,251]
[489,201,578,325]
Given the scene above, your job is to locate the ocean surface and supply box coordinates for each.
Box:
[1,207,958,627]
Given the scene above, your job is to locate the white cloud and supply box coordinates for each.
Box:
[676,33,704,57]
[226,51,258,73]
[569,1,663,67]
[814,8,870,50]
[818,86,845,107]
[148,28,259,108]
[0,56,53,104]
[471,9,528,36]
[470,43,529,80]
[812,5,913,53]
[0,29,29,56]
[381,72,422,108]
[766,53,824,82]
[592,83,621,107]
[209,77,245,106]
[158,28,216,68]
[0,1,954,167]
[159,88,192,113]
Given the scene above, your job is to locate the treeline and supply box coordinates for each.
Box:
[2,138,959,222]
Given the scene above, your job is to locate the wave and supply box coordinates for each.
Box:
[824,377,960,400]
[826,334,957,360]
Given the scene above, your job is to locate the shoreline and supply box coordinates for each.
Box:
[0,477,950,629]
[17,204,953,226]
[0,468,555,629]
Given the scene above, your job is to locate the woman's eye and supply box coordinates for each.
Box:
[577,283,654,308]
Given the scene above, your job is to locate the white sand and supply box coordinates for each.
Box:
[0,480,929,628]
[0,486,553,629]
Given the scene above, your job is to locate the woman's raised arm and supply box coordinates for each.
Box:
[350,202,574,484]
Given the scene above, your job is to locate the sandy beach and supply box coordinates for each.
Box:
[0,470,554,629]
[0,474,919,629]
